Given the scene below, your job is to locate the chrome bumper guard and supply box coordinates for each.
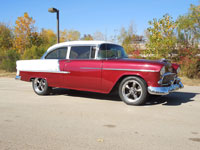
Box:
[148,78,184,95]
[15,75,21,80]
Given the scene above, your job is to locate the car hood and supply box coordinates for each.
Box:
[121,58,173,72]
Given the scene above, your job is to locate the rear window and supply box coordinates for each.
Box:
[46,47,68,59]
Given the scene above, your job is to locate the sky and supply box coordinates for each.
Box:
[0,0,199,39]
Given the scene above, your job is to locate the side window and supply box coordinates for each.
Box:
[69,46,96,59]
[46,47,68,59]
[98,44,127,59]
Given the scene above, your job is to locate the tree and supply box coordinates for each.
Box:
[177,4,200,47]
[66,30,80,41]
[175,3,200,79]
[146,14,177,59]
[59,29,80,42]
[22,45,46,60]
[81,34,93,40]
[40,29,57,45]
[22,29,56,60]
[1,49,20,72]
[29,32,43,47]
[118,23,136,44]
[117,24,144,56]
[60,29,81,42]
[0,23,13,50]
[118,27,128,44]
[93,31,105,41]
[0,23,17,71]
[14,12,35,54]
[0,23,13,63]
[60,29,67,42]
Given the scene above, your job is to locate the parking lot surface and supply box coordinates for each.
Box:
[0,78,200,150]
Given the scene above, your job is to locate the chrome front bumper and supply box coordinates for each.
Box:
[148,78,184,95]
[15,75,21,80]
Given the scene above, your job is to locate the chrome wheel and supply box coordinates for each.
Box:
[32,78,50,95]
[119,76,148,105]
[122,80,142,102]
[34,78,46,93]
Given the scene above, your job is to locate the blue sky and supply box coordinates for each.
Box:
[0,0,199,38]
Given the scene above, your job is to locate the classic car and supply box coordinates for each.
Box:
[16,41,184,105]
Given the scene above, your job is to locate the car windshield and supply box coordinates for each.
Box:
[98,44,128,59]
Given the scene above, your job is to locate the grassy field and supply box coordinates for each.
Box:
[180,77,200,86]
[0,70,199,86]
[0,70,16,78]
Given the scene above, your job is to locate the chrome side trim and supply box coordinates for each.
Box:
[80,67,158,72]
[103,68,158,72]
[80,67,101,70]
[15,75,21,80]
[19,70,70,74]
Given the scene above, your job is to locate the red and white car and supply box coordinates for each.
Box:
[16,41,183,105]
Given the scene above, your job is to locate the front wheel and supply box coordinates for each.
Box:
[32,78,51,95]
[119,76,148,105]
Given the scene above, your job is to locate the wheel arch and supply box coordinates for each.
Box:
[29,77,48,83]
[109,74,147,94]
[30,77,35,81]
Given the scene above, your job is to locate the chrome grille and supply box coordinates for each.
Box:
[158,73,176,86]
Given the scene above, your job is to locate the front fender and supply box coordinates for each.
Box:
[101,70,160,93]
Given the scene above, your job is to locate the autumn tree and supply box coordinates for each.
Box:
[1,49,20,72]
[14,12,35,54]
[81,34,93,40]
[0,23,19,71]
[22,29,56,60]
[146,14,177,59]
[29,32,43,47]
[40,29,57,45]
[60,29,67,42]
[0,23,13,50]
[175,3,200,78]
[66,30,80,41]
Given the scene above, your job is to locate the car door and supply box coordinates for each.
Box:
[62,46,103,92]
[45,47,68,87]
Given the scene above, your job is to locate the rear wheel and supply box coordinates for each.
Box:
[32,78,51,95]
[119,76,148,105]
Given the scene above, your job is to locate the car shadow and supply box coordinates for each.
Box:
[146,92,198,106]
[50,88,198,106]
[50,88,121,102]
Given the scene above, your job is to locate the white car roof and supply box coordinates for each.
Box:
[47,40,117,52]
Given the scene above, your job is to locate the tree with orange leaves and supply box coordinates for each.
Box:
[14,12,35,54]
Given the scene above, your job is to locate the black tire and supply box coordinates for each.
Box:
[32,78,51,95]
[118,76,148,105]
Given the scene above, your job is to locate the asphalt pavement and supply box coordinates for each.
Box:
[0,78,200,150]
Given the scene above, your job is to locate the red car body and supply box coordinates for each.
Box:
[19,59,162,93]
[16,41,183,105]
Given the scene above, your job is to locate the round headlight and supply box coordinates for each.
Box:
[176,67,180,74]
[160,66,165,76]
